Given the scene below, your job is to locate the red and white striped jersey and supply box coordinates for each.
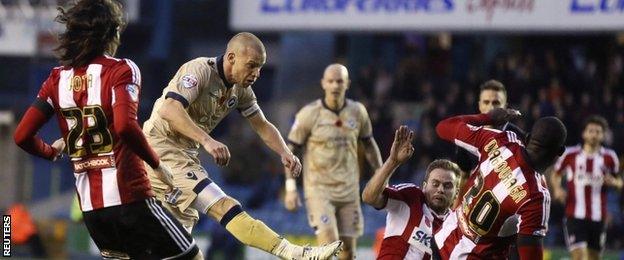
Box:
[554,145,620,221]
[377,183,447,260]
[36,56,154,211]
[435,114,550,259]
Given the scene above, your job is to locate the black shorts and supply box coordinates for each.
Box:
[83,197,199,259]
[564,218,606,252]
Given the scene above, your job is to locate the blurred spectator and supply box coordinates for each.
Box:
[6,204,47,258]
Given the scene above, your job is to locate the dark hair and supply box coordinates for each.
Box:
[424,159,461,183]
[54,0,125,67]
[479,79,507,97]
[583,115,609,131]
[530,117,567,154]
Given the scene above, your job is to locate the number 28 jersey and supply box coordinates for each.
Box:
[36,56,154,211]
[434,114,551,259]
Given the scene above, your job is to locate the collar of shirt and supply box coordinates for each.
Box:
[321,98,346,115]
[216,55,234,89]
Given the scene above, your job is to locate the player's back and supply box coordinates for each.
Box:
[435,130,550,259]
[38,55,153,211]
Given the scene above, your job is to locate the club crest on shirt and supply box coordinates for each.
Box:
[227,96,238,108]
[126,84,138,102]
[320,215,329,224]
[346,118,357,129]
[181,74,198,89]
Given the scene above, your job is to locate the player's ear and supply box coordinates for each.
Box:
[227,52,236,64]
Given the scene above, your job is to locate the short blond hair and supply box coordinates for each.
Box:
[424,159,461,183]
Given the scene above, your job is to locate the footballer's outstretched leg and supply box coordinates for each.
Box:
[207,196,342,259]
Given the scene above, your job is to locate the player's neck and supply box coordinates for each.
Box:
[582,143,600,154]
[323,96,345,112]
[432,208,448,217]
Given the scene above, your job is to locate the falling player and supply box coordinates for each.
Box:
[433,108,566,259]
[362,125,461,259]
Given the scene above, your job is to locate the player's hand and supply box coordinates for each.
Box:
[203,138,231,167]
[51,138,66,161]
[154,162,176,189]
[281,153,302,177]
[284,190,301,211]
[487,108,522,125]
[604,174,623,189]
[553,188,566,204]
[388,125,415,166]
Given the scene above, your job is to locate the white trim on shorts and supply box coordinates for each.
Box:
[145,198,195,251]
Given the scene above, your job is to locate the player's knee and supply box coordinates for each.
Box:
[219,204,244,227]
[191,178,228,214]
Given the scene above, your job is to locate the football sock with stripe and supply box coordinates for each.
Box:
[221,205,286,253]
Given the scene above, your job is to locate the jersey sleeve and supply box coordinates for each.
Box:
[109,59,160,168]
[33,70,57,117]
[110,59,142,105]
[553,148,573,176]
[380,183,424,210]
[236,87,260,117]
[435,114,499,157]
[517,194,549,237]
[163,59,210,108]
[604,149,620,176]
[358,102,373,139]
[287,105,315,146]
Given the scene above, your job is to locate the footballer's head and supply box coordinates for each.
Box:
[478,79,507,114]
[422,159,461,215]
[321,63,350,101]
[582,115,608,147]
[225,32,267,88]
[527,116,567,171]
[55,0,125,67]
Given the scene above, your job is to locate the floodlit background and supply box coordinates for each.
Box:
[1,0,623,259]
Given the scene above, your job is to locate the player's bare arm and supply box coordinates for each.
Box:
[157,97,231,166]
[360,137,383,171]
[604,173,623,190]
[362,125,414,209]
[516,234,544,260]
[549,168,567,204]
[284,142,303,211]
[246,109,302,176]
